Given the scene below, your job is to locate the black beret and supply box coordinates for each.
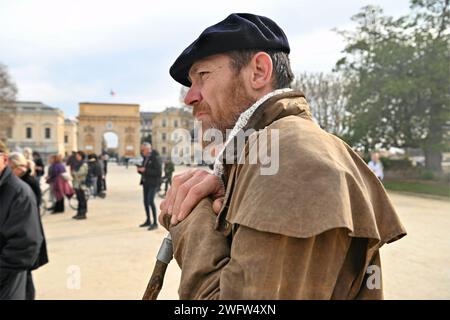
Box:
[170,13,290,87]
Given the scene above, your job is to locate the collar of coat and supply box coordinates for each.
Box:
[214,91,406,252]
[213,89,310,176]
[0,165,12,187]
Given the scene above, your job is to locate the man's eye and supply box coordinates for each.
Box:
[198,71,209,78]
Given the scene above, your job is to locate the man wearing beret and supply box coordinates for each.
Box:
[158,13,406,299]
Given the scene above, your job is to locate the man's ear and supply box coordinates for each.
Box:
[249,52,273,90]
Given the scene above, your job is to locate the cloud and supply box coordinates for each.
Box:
[1,0,411,119]
[289,27,349,74]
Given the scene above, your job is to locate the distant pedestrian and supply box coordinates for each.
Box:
[162,158,175,196]
[101,154,108,191]
[0,141,43,300]
[66,151,77,172]
[47,155,73,213]
[97,154,106,198]
[87,154,101,197]
[368,152,384,180]
[72,151,88,220]
[32,151,45,187]
[137,143,162,230]
[22,147,35,177]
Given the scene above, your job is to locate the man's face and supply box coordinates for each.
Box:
[0,153,8,174]
[371,153,379,162]
[184,54,256,134]
[141,146,151,157]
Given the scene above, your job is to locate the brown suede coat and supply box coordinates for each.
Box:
[166,91,406,300]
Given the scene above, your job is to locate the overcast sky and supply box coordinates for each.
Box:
[1,0,411,119]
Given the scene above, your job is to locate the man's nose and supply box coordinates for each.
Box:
[184,86,202,106]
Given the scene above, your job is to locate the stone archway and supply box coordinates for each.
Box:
[102,131,119,155]
[77,103,140,157]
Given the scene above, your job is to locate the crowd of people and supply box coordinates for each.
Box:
[0,141,114,299]
[0,138,177,299]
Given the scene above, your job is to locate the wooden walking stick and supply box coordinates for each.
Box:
[142,214,174,300]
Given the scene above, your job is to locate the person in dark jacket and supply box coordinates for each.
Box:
[0,141,43,300]
[137,143,162,230]
[97,154,106,197]
[87,154,102,197]
[8,152,49,300]
[66,151,77,172]
[162,158,175,196]
[100,153,108,192]
[72,151,88,220]
[32,151,45,187]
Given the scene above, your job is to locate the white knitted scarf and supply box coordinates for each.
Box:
[213,88,293,176]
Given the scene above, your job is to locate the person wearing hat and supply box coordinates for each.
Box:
[0,141,43,299]
[158,13,406,299]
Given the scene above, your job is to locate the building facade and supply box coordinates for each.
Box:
[64,118,78,156]
[152,107,194,159]
[0,101,197,163]
[140,111,158,143]
[2,101,65,160]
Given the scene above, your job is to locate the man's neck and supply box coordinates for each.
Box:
[250,87,274,104]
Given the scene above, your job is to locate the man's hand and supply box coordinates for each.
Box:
[159,169,225,227]
[137,167,145,173]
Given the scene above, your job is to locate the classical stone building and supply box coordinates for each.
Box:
[0,101,16,141]
[64,118,78,156]
[77,102,141,157]
[152,107,194,159]
[140,111,158,142]
[2,101,65,159]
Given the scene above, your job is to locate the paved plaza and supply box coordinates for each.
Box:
[33,163,450,299]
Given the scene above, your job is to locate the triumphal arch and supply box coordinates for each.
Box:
[77,102,140,157]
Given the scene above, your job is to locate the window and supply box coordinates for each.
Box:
[162,119,167,127]
[26,127,32,139]
[162,133,167,141]
[45,127,51,139]
[64,135,69,143]
[6,127,12,139]
[174,120,178,128]
[162,147,167,155]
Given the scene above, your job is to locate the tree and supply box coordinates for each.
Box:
[0,63,18,141]
[292,72,348,137]
[335,1,449,171]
